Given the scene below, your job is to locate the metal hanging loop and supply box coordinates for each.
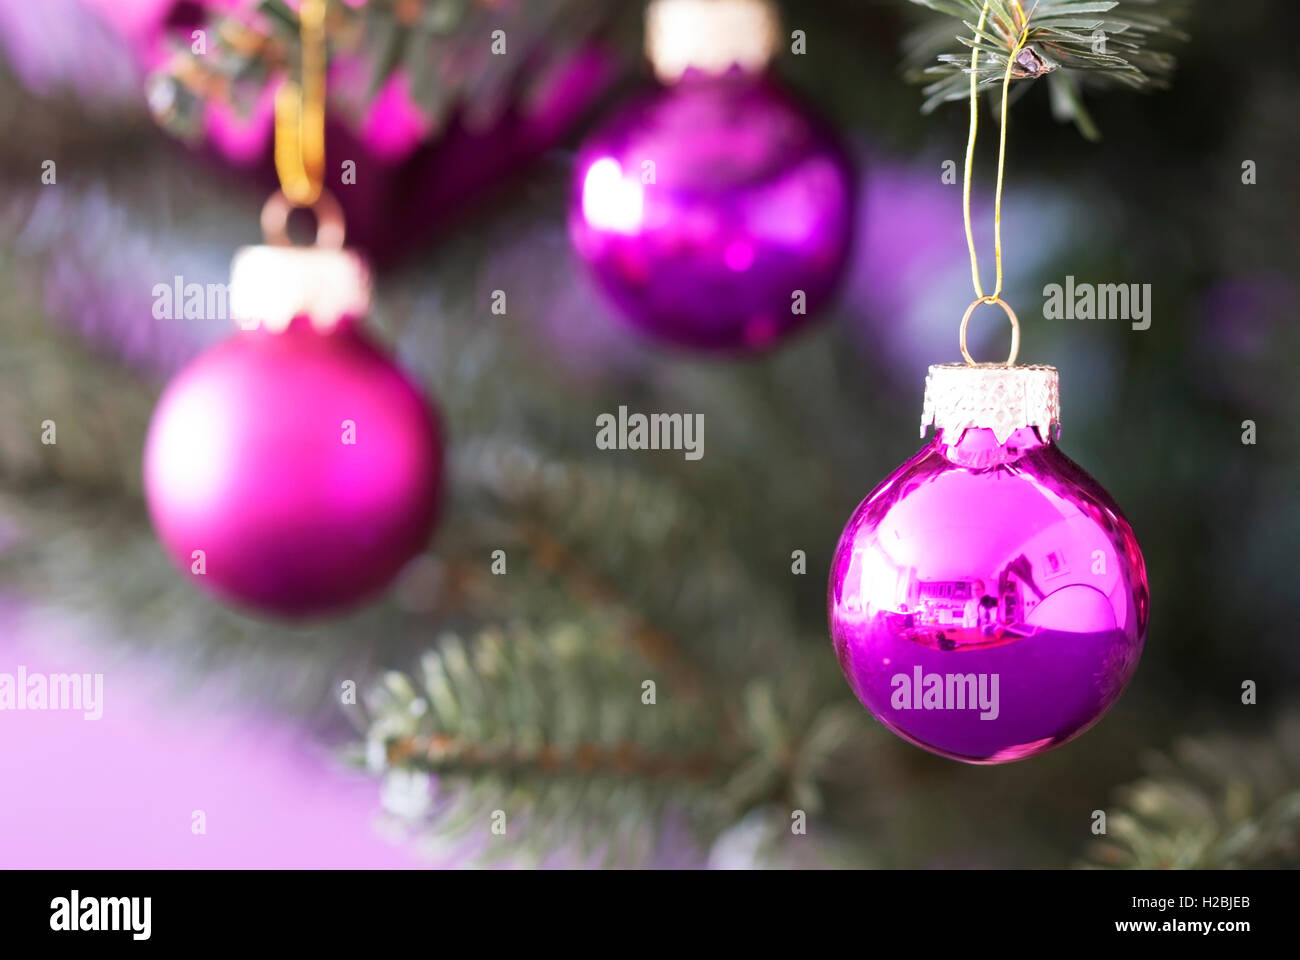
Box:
[260,188,345,249]
[959,296,1020,367]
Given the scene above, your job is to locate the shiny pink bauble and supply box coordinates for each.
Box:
[143,316,442,618]
[829,425,1149,763]
[570,71,855,352]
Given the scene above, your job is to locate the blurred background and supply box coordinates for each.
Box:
[0,0,1297,868]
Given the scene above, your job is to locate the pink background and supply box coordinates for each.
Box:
[0,600,425,869]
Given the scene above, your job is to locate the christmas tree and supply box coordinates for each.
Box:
[0,0,1296,868]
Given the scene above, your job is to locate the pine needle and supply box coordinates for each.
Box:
[903,0,1189,137]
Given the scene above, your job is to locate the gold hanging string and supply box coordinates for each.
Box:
[960,0,1031,365]
[274,0,327,207]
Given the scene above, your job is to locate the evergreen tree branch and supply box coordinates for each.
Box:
[903,0,1189,137]
[356,623,853,865]
[1081,714,1300,869]
[147,0,622,142]
[516,519,708,697]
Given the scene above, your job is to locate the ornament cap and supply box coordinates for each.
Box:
[921,363,1060,445]
[230,245,372,333]
[231,188,371,333]
[645,0,780,83]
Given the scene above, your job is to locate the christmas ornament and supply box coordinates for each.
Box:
[144,2,442,617]
[569,0,854,351]
[828,3,1148,762]
[828,359,1148,763]
[132,0,618,265]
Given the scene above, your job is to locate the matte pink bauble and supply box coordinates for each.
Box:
[143,316,441,618]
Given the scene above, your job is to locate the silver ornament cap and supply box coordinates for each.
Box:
[921,363,1060,445]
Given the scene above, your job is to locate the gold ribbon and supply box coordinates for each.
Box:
[273,0,327,207]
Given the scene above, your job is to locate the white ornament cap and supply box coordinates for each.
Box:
[230,245,371,333]
[645,0,780,83]
[231,188,371,333]
[921,363,1060,445]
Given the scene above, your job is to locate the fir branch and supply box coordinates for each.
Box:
[904,0,1188,137]
[146,0,620,143]
[516,519,706,697]
[1082,715,1300,869]
[452,435,828,696]
[386,733,721,782]
[356,622,856,865]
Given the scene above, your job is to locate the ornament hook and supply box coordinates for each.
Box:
[260,188,345,249]
[273,0,327,207]
[960,296,1020,367]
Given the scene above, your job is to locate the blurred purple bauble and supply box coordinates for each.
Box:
[144,316,442,618]
[570,71,854,351]
[829,409,1148,763]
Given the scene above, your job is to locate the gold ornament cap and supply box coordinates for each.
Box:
[921,363,1060,445]
[645,0,780,83]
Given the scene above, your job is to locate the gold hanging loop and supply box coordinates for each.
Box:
[260,188,345,249]
[959,296,1020,367]
[274,0,327,207]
